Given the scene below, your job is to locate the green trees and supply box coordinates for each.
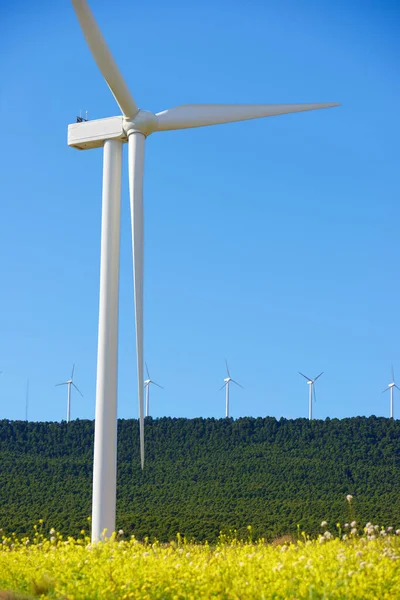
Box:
[0,416,399,541]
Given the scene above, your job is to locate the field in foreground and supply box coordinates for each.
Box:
[0,528,399,599]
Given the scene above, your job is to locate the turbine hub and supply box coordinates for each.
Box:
[123,110,158,137]
[224,378,230,383]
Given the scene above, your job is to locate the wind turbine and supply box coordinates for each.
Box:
[144,363,163,417]
[383,366,399,419]
[220,360,243,418]
[56,364,83,423]
[298,372,323,420]
[67,0,338,542]
[25,379,29,422]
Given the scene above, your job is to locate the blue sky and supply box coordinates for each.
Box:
[1,0,399,423]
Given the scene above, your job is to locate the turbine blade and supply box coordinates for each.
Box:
[145,362,150,380]
[382,387,390,393]
[314,372,324,382]
[225,359,231,378]
[55,382,67,387]
[71,363,75,380]
[231,379,243,388]
[70,0,138,118]
[298,372,311,382]
[313,385,317,403]
[219,383,227,391]
[395,384,400,391]
[72,382,83,397]
[392,365,395,382]
[156,103,339,132]
[128,132,146,470]
[151,381,164,389]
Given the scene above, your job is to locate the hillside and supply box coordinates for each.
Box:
[0,416,399,541]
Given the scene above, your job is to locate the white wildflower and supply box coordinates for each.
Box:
[351,521,357,528]
[118,529,124,535]
[50,536,56,543]
[344,523,349,529]
[387,527,393,532]
[351,528,357,535]
[346,494,353,502]
[396,530,400,535]
[324,531,332,540]
[49,528,55,535]
[380,530,387,537]
[321,521,328,528]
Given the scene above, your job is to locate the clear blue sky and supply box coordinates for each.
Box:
[1,0,399,422]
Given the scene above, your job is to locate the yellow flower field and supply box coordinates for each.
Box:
[0,526,399,599]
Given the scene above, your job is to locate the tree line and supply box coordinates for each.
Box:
[0,416,399,542]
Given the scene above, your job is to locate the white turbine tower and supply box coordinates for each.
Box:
[144,363,163,417]
[56,364,83,423]
[298,372,323,420]
[67,0,338,542]
[383,366,399,419]
[220,360,243,418]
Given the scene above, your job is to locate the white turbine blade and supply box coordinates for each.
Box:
[71,363,75,380]
[72,382,83,397]
[219,383,227,391]
[55,382,68,387]
[156,103,339,132]
[313,385,317,403]
[225,359,231,378]
[298,372,311,382]
[128,132,146,470]
[231,379,243,389]
[70,0,138,118]
[392,365,395,382]
[151,381,164,389]
[314,372,324,382]
[395,384,400,391]
[382,387,390,393]
[145,362,150,380]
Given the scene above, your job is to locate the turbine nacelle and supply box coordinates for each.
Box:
[224,377,231,383]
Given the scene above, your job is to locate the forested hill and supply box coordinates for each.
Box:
[0,416,399,542]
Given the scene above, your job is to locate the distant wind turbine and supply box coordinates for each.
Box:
[144,363,163,417]
[220,360,243,418]
[25,379,29,422]
[298,372,323,420]
[56,364,83,423]
[383,366,399,419]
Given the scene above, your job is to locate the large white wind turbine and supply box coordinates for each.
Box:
[383,366,399,419]
[144,363,163,417]
[56,364,83,423]
[220,360,243,418]
[67,0,338,541]
[298,372,323,420]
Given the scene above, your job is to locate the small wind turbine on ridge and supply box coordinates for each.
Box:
[56,364,83,423]
[220,360,243,418]
[144,363,163,417]
[298,372,323,420]
[383,365,399,419]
